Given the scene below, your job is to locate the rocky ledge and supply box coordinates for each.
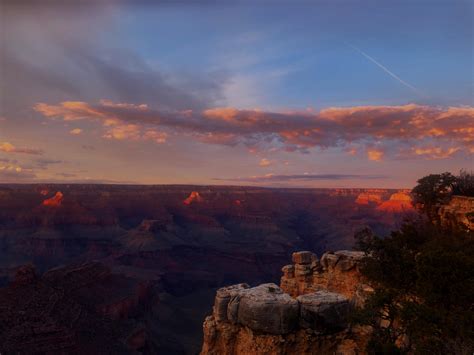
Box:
[280,250,372,306]
[438,196,474,230]
[201,250,373,355]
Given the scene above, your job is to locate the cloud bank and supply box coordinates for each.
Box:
[214,173,387,183]
[35,101,474,160]
[0,142,43,155]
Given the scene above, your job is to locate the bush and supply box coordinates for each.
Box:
[452,170,474,197]
[354,220,474,354]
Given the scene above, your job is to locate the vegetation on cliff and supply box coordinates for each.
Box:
[411,170,474,220]
[353,171,474,354]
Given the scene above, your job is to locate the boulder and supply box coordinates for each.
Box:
[292,251,316,265]
[320,252,339,270]
[213,283,249,322]
[297,291,350,332]
[334,250,365,271]
[237,283,299,334]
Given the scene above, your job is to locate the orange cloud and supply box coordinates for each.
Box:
[70,128,83,135]
[34,101,474,160]
[0,142,43,155]
[0,163,36,181]
[143,129,167,144]
[412,146,460,159]
[35,101,108,121]
[367,149,384,161]
[259,158,272,167]
[103,124,141,141]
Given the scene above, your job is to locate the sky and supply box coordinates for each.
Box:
[0,0,472,188]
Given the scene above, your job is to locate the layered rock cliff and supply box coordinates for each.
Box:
[201,251,373,355]
[439,195,474,230]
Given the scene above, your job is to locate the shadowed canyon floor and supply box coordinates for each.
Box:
[0,185,413,354]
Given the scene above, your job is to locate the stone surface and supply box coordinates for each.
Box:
[320,252,339,270]
[201,250,374,354]
[213,283,249,322]
[201,314,370,355]
[438,196,474,230]
[297,291,350,332]
[237,284,299,335]
[281,250,366,301]
[295,263,312,277]
[292,251,316,265]
[334,250,365,271]
[282,265,295,278]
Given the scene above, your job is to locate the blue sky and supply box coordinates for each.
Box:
[118,1,472,108]
[0,1,472,187]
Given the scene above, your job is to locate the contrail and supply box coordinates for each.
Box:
[348,44,426,98]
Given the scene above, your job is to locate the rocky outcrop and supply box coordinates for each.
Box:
[376,191,413,213]
[439,195,474,230]
[42,191,64,207]
[355,192,384,205]
[297,291,350,332]
[184,191,204,205]
[201,250,373,355]
[281,250,371,305]
[201,316,370,355]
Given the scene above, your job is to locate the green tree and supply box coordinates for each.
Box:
[353,220,474,354]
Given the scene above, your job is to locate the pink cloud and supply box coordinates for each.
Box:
[70,128,83,135]
[259,158,272,167]
[34,101,474,160]
[0,142,43,155]
[367,148,384,162]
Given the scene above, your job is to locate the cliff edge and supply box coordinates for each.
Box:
[201,251,373,355]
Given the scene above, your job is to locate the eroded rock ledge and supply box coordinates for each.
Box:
[438,196,474,230]
[201,250,373,355]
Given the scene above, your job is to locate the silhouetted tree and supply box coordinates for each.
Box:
[452,170,474,197]
[411,172,456,220]
[353,172,474,354]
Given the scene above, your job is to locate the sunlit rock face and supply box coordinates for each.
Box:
[201,250,373,355]
[355,192,384,205]
[439,196,474,230]
[184,191,204,205]
[280,250,370,303]
[42,191,64,207]
[376,191,413,213]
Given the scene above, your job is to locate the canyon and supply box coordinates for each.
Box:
[0,184,413,354]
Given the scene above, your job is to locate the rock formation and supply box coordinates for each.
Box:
[201,250,373,355]
[355,192,384,205]
[280,250,371,306]
[0,262,157,353]
[376,191,413,213]
[0,184,409,354]
[42,191,64,207]
[184,191,204,205]
[439,195,474,230]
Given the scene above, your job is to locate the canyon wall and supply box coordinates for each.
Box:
[439,196,474,230]
[201,251,373,355]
